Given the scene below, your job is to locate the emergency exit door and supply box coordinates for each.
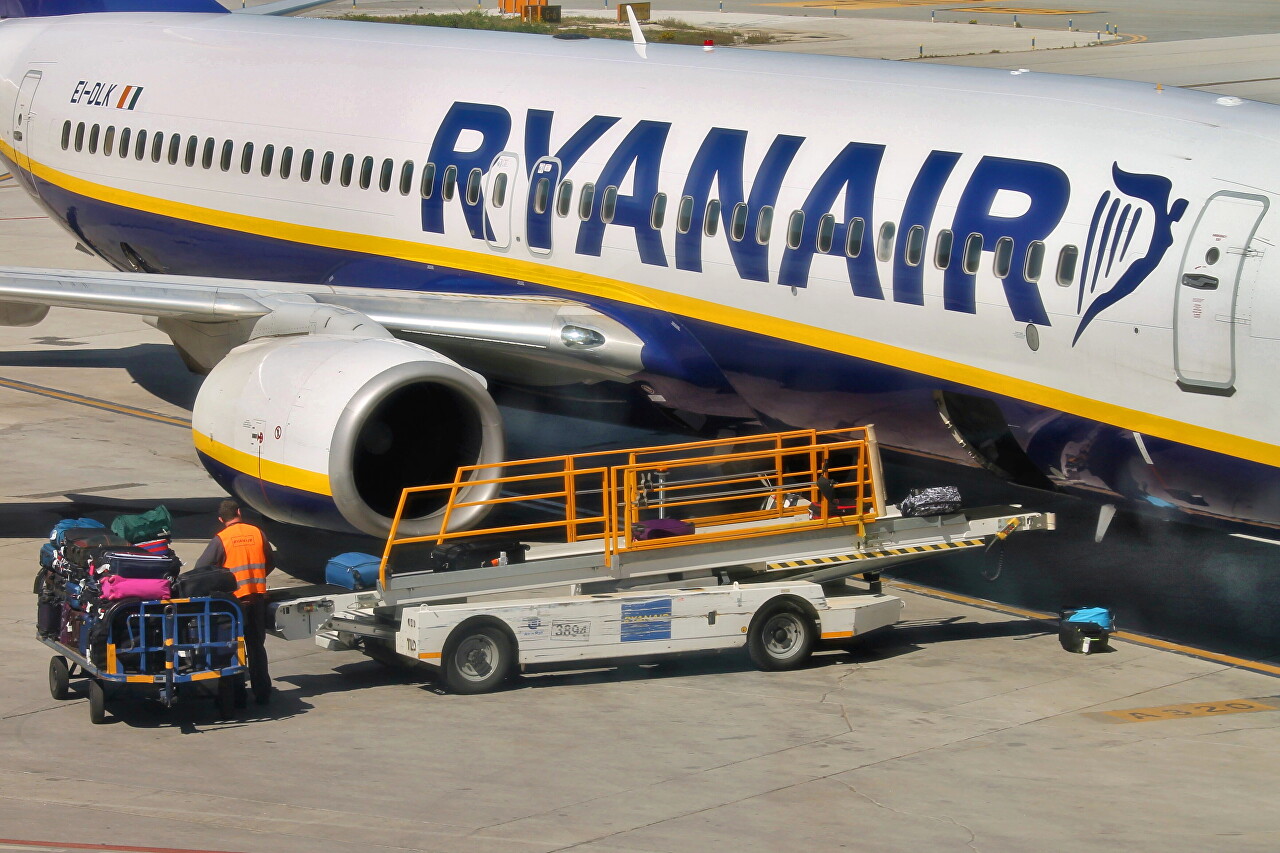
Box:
[484,151,520,251]
[10,70,42,185]
[1174,191,1269,395]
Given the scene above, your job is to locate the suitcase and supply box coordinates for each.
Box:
[37,594,61,638]
[62,532,131,570]
[632,518,696,540]
[133,537,174,556]
[325,552,382,590]
[427,540,527,572]
[173,566,237,597]
[59,603,85,648]
[101,575,171,601]
[49,517,104,547]
[39,542,57,569]
[1059,607,1114,654]
[100,549,181,579]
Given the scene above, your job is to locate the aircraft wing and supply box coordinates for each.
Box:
[0,266,646,385]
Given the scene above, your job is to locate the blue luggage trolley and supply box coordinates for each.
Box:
[39,596,247,724]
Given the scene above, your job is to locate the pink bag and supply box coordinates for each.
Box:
[100,575,171,601]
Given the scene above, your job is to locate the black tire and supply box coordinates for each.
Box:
[216,677,237,720]
[748,601,815,671]
[88,679,106,724]
[444,624,513,695]
[48,656,70,701]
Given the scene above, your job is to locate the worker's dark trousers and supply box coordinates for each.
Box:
[239,593,271,703]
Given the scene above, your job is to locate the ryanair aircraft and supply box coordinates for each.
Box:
[0,0,1275,539]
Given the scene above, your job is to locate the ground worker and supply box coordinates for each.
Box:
[195,499,274,705]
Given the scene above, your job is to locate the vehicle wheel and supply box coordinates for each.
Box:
[444,625,513,695]
[748,601,815,671]
[88,679,107,725]
[216,677,237,720]
[48,656,70,700]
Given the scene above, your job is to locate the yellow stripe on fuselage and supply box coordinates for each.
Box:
[10,141,1279,469]
[192,430,332,496]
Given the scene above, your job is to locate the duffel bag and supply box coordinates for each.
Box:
[49,517,104,547]
[325,552,382,590]
[111,505,172,545]
[899,486,962,517]
[173,566,237,597]
[427,540,527,572]
[100,549,181,579]
[632,518,696,540]
[101,575,171,601]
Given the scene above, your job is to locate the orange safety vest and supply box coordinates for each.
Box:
[217,522,268,598]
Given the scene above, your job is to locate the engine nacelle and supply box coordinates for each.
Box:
[192,334,504,537]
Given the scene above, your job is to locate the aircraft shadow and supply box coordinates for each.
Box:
[0,343,199,410]
[58,676,314,731]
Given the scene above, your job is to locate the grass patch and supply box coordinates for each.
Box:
[340,10,775,45]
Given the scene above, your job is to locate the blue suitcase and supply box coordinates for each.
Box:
[325,552,382,590]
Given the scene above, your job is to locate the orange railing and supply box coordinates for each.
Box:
[378,427,884,586]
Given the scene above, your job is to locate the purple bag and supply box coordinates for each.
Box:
[632,518,696,540]
[100,575,171,601]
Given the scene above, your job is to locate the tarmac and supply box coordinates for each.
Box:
[2,6,1280,851]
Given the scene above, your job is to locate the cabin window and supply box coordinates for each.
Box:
[260,143,275,177]
[167,134,180,165]
[651,192,667,230]
[201,137,214,169]
[378,158,392,192]
[340,153,354,188]
[60,120,71,150]
[934,229,953,269]
[280,147,294,179]
[993,236,1014,278]
[441,164,456,200]
[704,199,721,237]
[359,156,374,190]
[420,162,435,198]
[787,210,805,250]
[755,206,774,245]
[219,140,233,171]
[398,161,413,195]
[533,177,551,214]
[1056,245,1078,286]
[301,150,314,182]
[730,203,748,242]
[321,152,334,185]
[600,185,618,224]
[816,214,835,253]
[1024,240,1045,282]
[492,172,509,208]
[555,179,573,216]
[134,129,147,161]
[184,135,197,168]
[845,217,865,257]
[118,127,130,158]
[74,121,85,152]
[578,182,595,220]
[151,132,165,163]
[103,126,114,156]
[464,167,481,203]
[905,225,925,266]
[875,222,896,262]
[962,233,983,274]
[676,195,694,234]
[87,124,99,155]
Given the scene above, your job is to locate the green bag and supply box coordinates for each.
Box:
[110,505,172,544]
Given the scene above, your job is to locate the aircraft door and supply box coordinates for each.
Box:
[526,157,562,256]
[484,151,520,251]
[1173,191,1269,394]
[10,70,42,184]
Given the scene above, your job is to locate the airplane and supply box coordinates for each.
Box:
[0,0,1275,543]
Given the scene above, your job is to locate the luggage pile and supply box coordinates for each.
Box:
[34,508,182,663]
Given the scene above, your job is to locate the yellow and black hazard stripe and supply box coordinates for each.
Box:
[768,537,987,570]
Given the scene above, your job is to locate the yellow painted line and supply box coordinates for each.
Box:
[1099,698,1276,724]
[0,376,191,428]
[821,630,854,639]
[418,652,442,660]
[762,0,945,7]
[192,430,332,497]
[7,144,1274,471]
[956,6,1094,13]
[888,580,1280,676]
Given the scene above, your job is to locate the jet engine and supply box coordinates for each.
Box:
[191,334,504,537]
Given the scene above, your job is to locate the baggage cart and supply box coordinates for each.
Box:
[39,596,247,724]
